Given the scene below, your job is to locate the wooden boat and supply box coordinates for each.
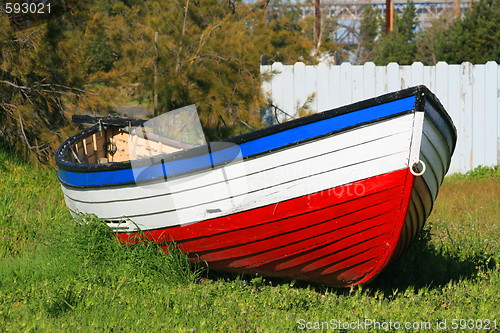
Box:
[56,86,456,287]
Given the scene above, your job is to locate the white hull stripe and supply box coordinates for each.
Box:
[58,97,417,187]
[63,115,417,230]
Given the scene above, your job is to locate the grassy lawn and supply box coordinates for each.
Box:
[0,146,498,332]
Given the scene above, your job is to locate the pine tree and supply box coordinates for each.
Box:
[437,0,499,63]
[416,17,451,65]
[0,16,80,163]
[0,1,124,163]
[357,4,380,64]
[1,0,338,163]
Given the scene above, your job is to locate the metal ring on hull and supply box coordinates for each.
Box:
[410,160,426,176]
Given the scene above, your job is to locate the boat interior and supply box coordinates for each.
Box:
[66,126,195,164]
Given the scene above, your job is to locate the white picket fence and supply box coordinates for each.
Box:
[260,61,500,175]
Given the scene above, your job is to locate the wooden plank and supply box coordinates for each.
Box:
[75,143,85,163]
[400,65,412,89]
[375,64,386,96]
[112,128,130,162]
[270,62,284,119]
[472,64,485,168]
[112,128,185,163]
[95,131,106,159]
[423,65,432,90]
[430,64,437,92]
[447,64,461,174]
[293,62,307,118]
[387,62,400,93]
[363,62,376,99]
[484,61,498,166]
[351,65,364,103]
[72,114,144,126]
[82,138,87,155]
[305,63,318,113]
[460,62,473,172]
[82,138,89,163]
[87,134,97,163]
[316,62,330,112]
[411,62,424,86]
[281,63,295,121]
[261,64,272,106]
[71,142,80,162]
[435,62,449,110]
[92,134,98,152]
[330,64,342,108]
[340,62,352,106]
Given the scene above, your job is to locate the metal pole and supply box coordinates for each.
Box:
[154,31,159,116]
[385,0,393,34]
[315,0,321,51]
[454,0,460,18]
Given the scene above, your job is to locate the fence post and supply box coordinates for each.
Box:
[484,61,498,166]
[387,62,400,92]
[363,62,376,99]
[340,63,353,106]
[411,62,424,87]
[460,62,474,172]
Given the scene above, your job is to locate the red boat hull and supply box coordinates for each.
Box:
[118,168,417,287]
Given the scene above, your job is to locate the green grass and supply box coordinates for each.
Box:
[0,146,498,332]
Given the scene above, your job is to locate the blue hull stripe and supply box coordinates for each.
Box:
[59,96,416,187]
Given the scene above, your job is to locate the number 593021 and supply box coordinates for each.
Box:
[451,319,497,330]
[5,2,51,14]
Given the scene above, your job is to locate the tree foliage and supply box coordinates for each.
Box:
[357,4,380,64]
[435,0,499,64]
[415,16,451,65]
[110,0,318,140]
[1,0,499,163]
[357,0,499,65]
[1,0,321,160]
[0,16,78,163]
